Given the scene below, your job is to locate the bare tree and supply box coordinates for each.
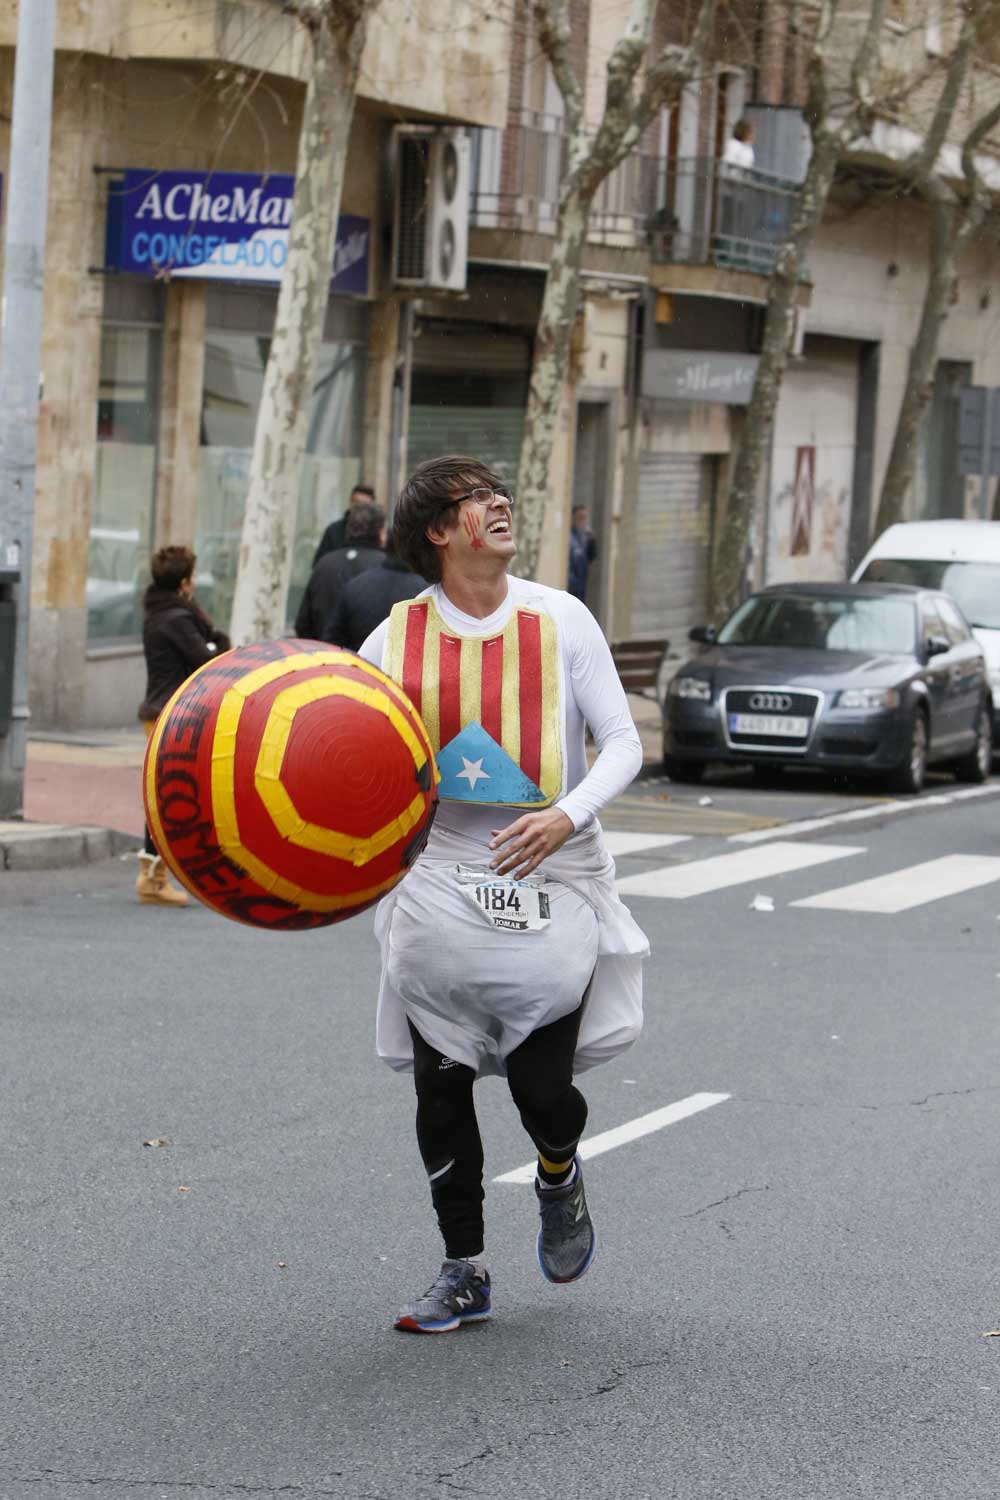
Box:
[712,0,886,619]
[514,0,717,580]
[229,0,377,645]
[874,4,1000,534]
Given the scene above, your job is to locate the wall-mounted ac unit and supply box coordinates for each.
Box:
[392,126,470,292]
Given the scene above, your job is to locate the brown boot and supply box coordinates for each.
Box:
[136,853,189,907]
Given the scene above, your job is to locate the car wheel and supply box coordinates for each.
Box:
[888,709,928,795]
[953,701,993,784]
[663,756,705,784]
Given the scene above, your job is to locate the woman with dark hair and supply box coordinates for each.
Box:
[136,545,230,906]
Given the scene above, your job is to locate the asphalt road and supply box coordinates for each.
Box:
[3,780,1000,1499]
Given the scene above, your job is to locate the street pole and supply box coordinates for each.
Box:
[0,0,57,817]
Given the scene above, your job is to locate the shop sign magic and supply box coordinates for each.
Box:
[105,170,370,295]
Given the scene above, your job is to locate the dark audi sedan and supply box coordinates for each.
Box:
[662,582,993,793]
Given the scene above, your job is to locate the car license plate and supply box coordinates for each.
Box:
[729,713,810,737]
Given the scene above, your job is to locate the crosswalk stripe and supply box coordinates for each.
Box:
[793,853,1000,913]
[493,1093,732,1183]
[602,831,691,858]
[731,783,1000,844]
[616,840,865,900]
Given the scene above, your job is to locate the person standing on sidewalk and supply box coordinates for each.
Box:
[567,505,597,603]
[136,546,230,907]
[294,501,385,641]
[358,455,648,1334]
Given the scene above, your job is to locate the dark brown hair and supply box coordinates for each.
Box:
[391,455,509,582]
[346,500,386,547]
[151,545,196,593]
[350,483,375,502]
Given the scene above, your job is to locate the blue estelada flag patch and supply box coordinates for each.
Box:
[436,721,548,805]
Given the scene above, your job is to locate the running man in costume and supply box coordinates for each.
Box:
[359,455,648,1334]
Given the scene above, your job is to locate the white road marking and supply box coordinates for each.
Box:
[602,831,691,858]
[793,853,1000,914]
[616,840,864,900]
[494,1092,731,1184]
[731,783,1000,844]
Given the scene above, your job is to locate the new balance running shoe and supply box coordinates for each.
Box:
[535,1157,596,1283]
[393,1259,492,1334]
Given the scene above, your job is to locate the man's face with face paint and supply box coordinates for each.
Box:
[432,483,516,572]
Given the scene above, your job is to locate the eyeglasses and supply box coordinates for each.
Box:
[442,487,515,513]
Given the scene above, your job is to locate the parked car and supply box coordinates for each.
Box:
[852,520,1000,738]
[662,582,992,793]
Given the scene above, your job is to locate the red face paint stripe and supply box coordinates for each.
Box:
[480,635,503,744]
[439,633,463,748]
[402,602,428,717]
[517,611,543,786]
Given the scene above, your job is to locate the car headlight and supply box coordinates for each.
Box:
[837,687,900,711]
[670,676,712,702]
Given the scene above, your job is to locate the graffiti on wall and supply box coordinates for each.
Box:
[767,442,852,584]
[790,446,815,556]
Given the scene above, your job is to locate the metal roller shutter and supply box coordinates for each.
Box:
[632,453,712,644]
[407,406,524,489]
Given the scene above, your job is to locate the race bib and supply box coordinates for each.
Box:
[454,865,551,933]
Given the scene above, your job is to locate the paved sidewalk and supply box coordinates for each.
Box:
[1,728,146,873]
[0,695,669,873]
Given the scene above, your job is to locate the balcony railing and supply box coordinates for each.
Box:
[469,114,566,236]
[469,128,800,275]
[648,157,800,275]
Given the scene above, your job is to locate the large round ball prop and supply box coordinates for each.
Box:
[143,640,438,930]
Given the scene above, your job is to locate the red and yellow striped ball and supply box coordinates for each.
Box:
[143,640,438,929]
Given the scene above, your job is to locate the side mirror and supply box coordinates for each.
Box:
[688,624,716,644]
[925,635,950,659]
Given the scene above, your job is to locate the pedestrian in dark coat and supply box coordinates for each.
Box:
[137,545,230,907]
[295,501,385,640]
[323,538,428,652]
[312,483,376,565]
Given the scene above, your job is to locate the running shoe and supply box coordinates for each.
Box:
[393,1259,492,1334]
[535,1157,596,1283]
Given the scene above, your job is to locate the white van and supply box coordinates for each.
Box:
[852,520,1000,729]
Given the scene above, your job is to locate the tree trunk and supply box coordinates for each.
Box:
[228,5,369,645]
[514,186,590,580]
[872,191,957,536]
[711,134,840,619]
[874,187,991,537]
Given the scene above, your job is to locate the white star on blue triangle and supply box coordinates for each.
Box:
[436,721,546,804]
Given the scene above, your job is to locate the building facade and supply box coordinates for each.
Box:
[7,0,1000,729]
[0,0,509,728]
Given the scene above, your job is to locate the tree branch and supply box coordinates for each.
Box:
[904,3,975,179]
[847,0,888,132]
[803,0,839,136]
[635,0,718,133]
[532,0,584,136]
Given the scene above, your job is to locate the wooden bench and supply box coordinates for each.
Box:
[610,637,670,701]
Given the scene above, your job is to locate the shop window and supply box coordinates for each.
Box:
[198,289,367,632]
[89,314,163,643]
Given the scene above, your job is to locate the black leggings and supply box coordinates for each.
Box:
[408,1005,588,1260]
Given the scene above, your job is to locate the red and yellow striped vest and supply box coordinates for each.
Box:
[384,595,563,807]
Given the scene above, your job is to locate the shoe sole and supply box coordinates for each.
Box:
[394,1308,492,1334]
[536,1227,597,1285]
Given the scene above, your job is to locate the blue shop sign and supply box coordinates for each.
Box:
[105,169,369,295]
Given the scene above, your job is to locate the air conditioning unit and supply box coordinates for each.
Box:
[392,126,470,292]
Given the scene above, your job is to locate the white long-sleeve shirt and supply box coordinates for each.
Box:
[359,575,642,841]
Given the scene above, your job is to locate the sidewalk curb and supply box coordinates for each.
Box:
[0,824,142,872]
